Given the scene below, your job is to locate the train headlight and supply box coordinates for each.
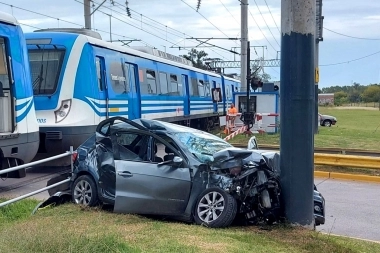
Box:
[54,99,72,123]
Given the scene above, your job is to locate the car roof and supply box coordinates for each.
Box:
[111,118,208,134]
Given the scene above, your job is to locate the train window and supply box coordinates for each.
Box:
[124,63,136,93]
[226,85,231,99]
[204,81,211,97]
[109,61,128,94]
[95,56,104,91]
[0,39,10,90]
[169,74,179,95]
[198,80,205,97]
[142,69,157,94]
[159,72,168,95]
[190,78,198,96]
[28,48,65,95]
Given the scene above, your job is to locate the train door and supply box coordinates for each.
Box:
[212,80,217,113]
[181,74,190,115]
[0,37,14,134]
[124,62,140,119]
[95,55,109,121]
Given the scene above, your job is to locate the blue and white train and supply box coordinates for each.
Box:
[24,29,241,159]
[0,11,39,176]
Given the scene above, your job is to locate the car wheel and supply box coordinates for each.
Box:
[194,187,237,228]
[323,120,332,127]
[72,175,98,207]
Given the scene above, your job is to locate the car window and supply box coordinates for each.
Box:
[151,136,181,163]
[173,132,232,163]
[115,132,149,162]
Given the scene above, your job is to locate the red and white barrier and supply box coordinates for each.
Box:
[254,113,279,133]
[223,125,247,141]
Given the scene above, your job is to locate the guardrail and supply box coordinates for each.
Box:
[314,153,380,170]
[0,146,74,208]
[232,144,380,157]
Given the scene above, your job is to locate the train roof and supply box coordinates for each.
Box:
[27,30,241,79]
[85,35,222,78]
[0,11,18,26]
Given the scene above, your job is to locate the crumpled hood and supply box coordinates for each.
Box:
[210,147,267,170]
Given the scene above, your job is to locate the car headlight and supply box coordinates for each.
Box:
[54,99,72,123]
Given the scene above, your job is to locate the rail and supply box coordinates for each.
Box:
[232,144,380,157]
[0,146,74,208]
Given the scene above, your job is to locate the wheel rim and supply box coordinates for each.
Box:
[73,180,93,205]
[197,191,225,223]
[325,121,331,126]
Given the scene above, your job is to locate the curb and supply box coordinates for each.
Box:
[314,170,380,184]
[320,232,380,244]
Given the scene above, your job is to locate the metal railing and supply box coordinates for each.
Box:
[0,146,74,208]
[314,153,380,170]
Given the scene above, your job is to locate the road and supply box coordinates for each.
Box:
[315,177,380,242]
[1,169,380,242]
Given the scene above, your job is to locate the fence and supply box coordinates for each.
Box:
[0,146,74,208]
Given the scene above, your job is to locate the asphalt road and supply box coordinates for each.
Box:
[1,169,380,242]
[315,177,380,242]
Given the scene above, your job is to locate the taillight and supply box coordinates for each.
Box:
[72,151,78,163]
[54,99,72,123]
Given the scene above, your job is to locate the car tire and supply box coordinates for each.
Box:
[323,120,332,127]
[194,187,237,228]
[71,175,98,207]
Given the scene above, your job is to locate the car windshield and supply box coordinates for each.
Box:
[173,132,233,163]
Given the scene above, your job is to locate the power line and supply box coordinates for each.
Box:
[263,0,280,34]
[252,0,280,47]
[218,0,239,25]
[180,0,238,44]
[324,27,380,41]
[111,0,230,59]
[320,49,380,66]
[248,9,278,53]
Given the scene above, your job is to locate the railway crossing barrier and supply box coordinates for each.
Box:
[0,146,74,208]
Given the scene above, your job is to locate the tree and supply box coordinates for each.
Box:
[334,91,348,106]
[362,85,380,103]
[180,49,209,70]
[348,90,361,103]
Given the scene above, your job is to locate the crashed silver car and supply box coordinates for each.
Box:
[46,117,324,228]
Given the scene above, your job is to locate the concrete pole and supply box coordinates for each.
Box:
[84,0,92,29]
[280,0,315,228]
[240,0,248,91]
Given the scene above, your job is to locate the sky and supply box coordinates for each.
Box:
[2,0,380,88]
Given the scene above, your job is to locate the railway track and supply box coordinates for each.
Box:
[232,144,380,157]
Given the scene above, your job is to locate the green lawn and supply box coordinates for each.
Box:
[1,199,380,253]
[226,107,380,151]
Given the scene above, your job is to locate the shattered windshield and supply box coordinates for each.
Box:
[28,48,65,95]
[174,132,233,163]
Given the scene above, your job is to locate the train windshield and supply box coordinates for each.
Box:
[28,48,65,95]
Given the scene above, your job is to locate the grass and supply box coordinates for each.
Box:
[221,107,380,151]
[1,199,380,252]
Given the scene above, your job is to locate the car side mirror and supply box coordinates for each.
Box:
[247,136,258,150]
[158,156,183,167]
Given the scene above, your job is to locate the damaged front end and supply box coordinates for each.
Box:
[206,148,281,225]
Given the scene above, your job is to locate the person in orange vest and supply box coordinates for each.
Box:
[228,103,238,127]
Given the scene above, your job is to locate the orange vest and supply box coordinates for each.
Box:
[228,107,237,114]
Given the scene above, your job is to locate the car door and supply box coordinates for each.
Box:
[113,130,192,215]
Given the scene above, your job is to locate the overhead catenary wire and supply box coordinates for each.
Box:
[252,0,280,47]
[0,1,147,45]
[111,0,230,59]
[263,0,280,34]
[218,0,239,25]
[180,0,239,45]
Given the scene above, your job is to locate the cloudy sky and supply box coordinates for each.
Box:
[2,0,380,88]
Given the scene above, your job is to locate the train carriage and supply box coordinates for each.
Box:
[24,29,240,162]
[0,11,39,176]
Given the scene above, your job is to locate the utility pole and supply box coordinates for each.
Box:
[280,0,315,229]
[315,0,324,134]
[240,0,248,91]
[84,0,92,29]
